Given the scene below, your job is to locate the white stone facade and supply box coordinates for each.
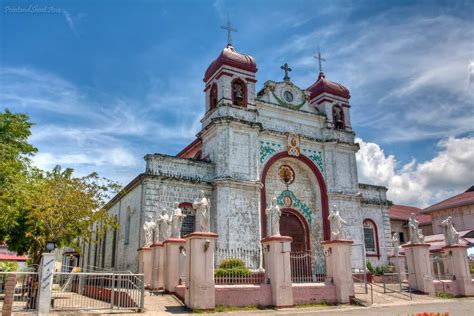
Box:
[80,46,392,273]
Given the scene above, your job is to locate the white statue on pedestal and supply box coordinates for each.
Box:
[192,191,210,232]
[265,197,281,236]
[171,202,186,238]
[328,205,346,240]
[156,209,171,241]
[143,214,156,247]
[441,216,459,246]
[392,232,400,256]
[408,213,425,244]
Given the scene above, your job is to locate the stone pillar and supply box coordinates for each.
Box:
[442,244,474,296]
[37,253,56,316]
[261,236,293,307]
[151,242,165,290]
[402,243,434,295]
[184,232,218,311]
[163,238,186,294]
[321,240,354,303]
[137,247,153,289]
[1,274,16,316]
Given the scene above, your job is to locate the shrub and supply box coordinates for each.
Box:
[366,261,375,274]
[218,258,246,269]
[215,258,251,278]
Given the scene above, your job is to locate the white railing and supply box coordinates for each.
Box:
[50,272,144,311]
[290,251,327,283]
[215,247,261,270]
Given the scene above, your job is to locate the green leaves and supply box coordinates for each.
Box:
[0,109,121,266]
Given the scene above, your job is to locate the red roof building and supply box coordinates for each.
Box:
[389,204,432,244]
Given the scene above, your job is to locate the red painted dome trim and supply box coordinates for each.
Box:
[308,72,350,100]
[204,44,257,82]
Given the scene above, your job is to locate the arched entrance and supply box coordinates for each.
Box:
[280,208,310,252]
[261,152,330,241]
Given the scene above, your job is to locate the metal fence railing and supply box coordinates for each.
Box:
[215,247,261,270]
[50,272,144,312]
[431,253,454,281]
[290,251,327,283]
[0,272,39,312]
[214,247,264,285]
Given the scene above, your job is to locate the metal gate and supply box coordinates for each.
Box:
[351,243,368,294]
[50,272,145,311]
[0,271,39,312]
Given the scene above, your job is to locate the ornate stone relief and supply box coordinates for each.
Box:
[259,140,282,163]
[286,133,301,157]
[276,189,315,227]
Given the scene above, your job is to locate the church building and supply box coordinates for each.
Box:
[79,34,392,273]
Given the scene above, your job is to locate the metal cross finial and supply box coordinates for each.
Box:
[221,15,237,46]
[280,63,292,82]
[314,44,326,73]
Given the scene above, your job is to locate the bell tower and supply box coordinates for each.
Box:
[203,20,257,113]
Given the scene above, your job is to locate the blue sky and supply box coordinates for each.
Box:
[1,0,473,207]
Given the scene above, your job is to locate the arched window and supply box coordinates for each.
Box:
[232,79,246,107]
[179,203,195,237]
[332,105,344,130]
[210,84,218,110]
[363,219,379,257]
[124,207,131,245]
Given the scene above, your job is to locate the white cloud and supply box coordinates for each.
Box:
[356,136,474,207]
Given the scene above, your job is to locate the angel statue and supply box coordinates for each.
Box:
[392,232,400,256]
[171,202,186,238]
[328,205,346,240]
[192,191,210,232]
[265,197,281,236]
[142,214,156,247]
[408,213,425,244]
[441,216,459,246]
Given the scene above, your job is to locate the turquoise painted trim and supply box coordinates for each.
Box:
[302,148,324,172]
[276,189,314,227]
[259,141,282,163]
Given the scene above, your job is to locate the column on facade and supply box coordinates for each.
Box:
[184,232,218,311]
[402,243,434,295]
[321,240,354,303]
[261,236,294,307]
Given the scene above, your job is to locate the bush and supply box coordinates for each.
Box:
[218,258,246,269]
[215,258,251,278]
[366,261,375,274]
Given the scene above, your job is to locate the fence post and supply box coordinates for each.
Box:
[137,247,153,289]
[321,240,354,303]
[184,232,218,311]
[163,238,186,294]
[110,273,115,309]
[151,242,165,290]
[261,236,293,307]
[402,243,434,295]
[37,252,56,316]
[1,273,16,316]
[442,244,474,296]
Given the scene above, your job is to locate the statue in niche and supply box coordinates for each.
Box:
[392,232,400,256]
[143,214,156,247]
[333,106,344,130]
[210,85,218,110]
[408,213,425,244]
[156,209,172,241]
[232,81,245,107]
[171,202,186,238]
[328,205,346,240]
[265,197,281,236]
[192,191,210,232]
[441,216,459,246]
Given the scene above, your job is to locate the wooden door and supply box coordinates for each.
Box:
[280,210,307,252]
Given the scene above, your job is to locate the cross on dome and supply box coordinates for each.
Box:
[280,63,292,82]
[314,44,326,74]
[220,15,237,46]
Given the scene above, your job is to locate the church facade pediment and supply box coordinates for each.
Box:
[257,80,314,113]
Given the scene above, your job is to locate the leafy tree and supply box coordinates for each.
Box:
[0,109,121,266]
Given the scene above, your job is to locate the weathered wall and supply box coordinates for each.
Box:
[431,205,474,234]
[292,283,337,305]
[215,284,272,307]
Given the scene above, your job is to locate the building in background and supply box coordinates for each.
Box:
[389,205,432,243]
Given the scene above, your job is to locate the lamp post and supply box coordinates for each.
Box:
[46,241,56,253]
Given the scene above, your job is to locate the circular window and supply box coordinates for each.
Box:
[283,90,294,103]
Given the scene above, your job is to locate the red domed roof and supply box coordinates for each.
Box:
[307,72,350,99]
[203,44,257,82]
